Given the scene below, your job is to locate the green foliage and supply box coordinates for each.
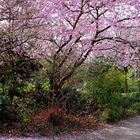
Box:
[96,93,140,122]
[81,58,140,122]
[20,112,30,124]
[0,53,139,133]
[82,66,125,115]
[0,55,41,122]
[129,102,140,113]
[83,66,124,98]
[15,97,35,124]
[126,93,140,115]
[48,85,86,115]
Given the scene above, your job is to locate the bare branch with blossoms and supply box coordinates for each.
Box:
[28,0,140,106]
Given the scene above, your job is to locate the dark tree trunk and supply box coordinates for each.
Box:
[124,67,128,93]
[49,76,62,107]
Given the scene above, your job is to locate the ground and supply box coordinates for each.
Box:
[0,115,140,140]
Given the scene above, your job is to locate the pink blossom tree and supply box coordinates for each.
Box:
[30,0,140,105]
[1,0,140,106]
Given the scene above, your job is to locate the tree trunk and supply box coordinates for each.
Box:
[124,67,128,93]
[138,80,140,93]
[49,77,62,107]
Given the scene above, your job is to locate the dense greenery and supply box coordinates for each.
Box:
[0,56,140,135]
[0,0,140,136]
[80,58,140,122]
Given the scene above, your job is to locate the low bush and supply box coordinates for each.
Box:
[96,93,140,122]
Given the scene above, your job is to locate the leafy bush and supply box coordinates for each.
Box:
[80,58,140,122]
[127,102,140,115]
[96,92,140,122]
[60,86,85,115]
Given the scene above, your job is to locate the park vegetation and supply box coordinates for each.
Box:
[0,0,140,136]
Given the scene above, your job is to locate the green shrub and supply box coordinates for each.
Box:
[20,112,30,123]
[127,102,140,115]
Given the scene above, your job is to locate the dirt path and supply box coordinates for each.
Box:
[0,115,140,140]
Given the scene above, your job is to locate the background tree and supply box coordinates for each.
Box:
[0,0,42,122]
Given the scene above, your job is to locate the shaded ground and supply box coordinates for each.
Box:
[0,115,140,140]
